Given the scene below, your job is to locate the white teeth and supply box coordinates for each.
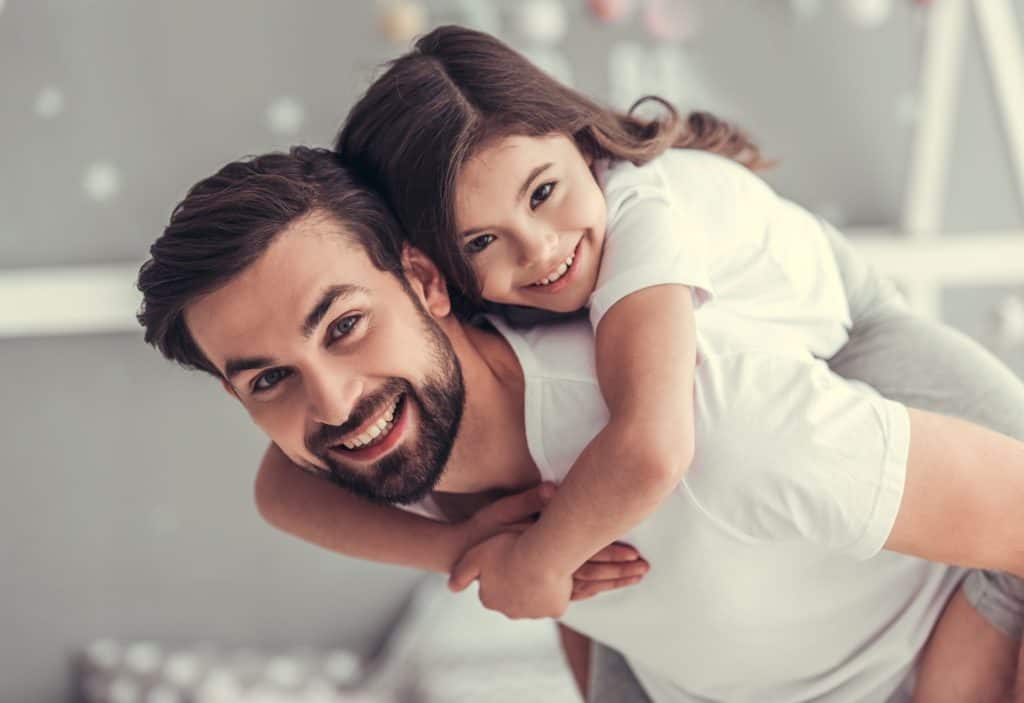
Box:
[339,396,401,450]
[533,251,575,286]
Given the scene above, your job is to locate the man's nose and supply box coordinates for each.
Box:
[307,373,363,428]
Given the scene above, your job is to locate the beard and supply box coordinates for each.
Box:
[304,297,465,506]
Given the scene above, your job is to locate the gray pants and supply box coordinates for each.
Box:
[588,224,1024,702]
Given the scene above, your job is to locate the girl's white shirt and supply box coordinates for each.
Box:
[592,149,853,361]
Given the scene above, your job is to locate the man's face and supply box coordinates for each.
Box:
[185,212,465,505]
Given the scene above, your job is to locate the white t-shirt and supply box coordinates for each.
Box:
[593,149,853,360]
[404,317,961,703]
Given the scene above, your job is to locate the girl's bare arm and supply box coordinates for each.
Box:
[255,442,475,574]
[515,284,697,577]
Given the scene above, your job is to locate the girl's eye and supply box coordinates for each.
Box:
[329,314,362,341]
[530,182,556,209]
[253,368,290,393]
[465,233,496,255]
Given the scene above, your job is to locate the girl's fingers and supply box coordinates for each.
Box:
[573,560,649,582]
[571,575,644,600]
[588,543,642,563]
[480,482,556,525]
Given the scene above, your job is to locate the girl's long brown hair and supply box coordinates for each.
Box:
[336,24,765,314]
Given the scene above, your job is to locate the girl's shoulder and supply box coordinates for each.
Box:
[602,149,774,212]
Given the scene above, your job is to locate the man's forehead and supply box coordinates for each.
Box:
[184,215,387,366]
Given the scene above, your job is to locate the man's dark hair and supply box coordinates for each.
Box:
[137,146,406,377]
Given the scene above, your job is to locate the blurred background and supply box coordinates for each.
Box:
[1,0,1022,701]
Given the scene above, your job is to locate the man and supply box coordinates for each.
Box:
[138,147,1024,702]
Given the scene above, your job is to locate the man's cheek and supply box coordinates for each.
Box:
[249,406,299,453]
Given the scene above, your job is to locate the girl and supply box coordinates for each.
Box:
[322,24,1024,701]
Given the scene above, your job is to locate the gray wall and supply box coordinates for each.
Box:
[2,1,1022,701]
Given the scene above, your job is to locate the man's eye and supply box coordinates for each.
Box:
[253,368,290,393]
[530,182,556,209]
[329,314,362,341]
[465,233,496,255]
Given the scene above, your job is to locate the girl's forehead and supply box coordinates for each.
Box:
[460,134,574,186]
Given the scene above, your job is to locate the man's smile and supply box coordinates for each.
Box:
[330,393,410,461]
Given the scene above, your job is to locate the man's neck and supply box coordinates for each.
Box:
[434,319,541,496]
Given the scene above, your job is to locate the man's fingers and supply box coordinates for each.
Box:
[483,482,556,524]
[571,575,644,600]
[588,543,642,563]
[573,560,649,582]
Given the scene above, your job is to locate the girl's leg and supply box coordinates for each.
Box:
[823,223,1024,702]
[585,228,1024,702]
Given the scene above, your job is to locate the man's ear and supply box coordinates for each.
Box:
[401,245,452,318]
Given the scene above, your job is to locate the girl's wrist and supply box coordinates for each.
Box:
[438,521,477,574]
[514,528,575,580]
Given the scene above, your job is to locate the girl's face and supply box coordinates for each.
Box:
[453,133,607,313]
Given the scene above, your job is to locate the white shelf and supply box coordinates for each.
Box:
[2,229,1024,339]
[0,263,143,339]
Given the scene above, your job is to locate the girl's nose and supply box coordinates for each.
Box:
[517,228,559,268]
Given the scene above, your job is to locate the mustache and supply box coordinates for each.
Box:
[305,378,410,455]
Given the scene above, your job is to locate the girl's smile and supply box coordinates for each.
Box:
[523,236,582,295]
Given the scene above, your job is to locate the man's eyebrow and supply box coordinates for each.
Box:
[301,283,368,338]
[461,162,554,240]
[222,283,368,382]
[224,355,275,382]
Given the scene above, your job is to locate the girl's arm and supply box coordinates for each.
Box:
[255,443,653,596]
[254,443,472,573]
[511,284,696,588]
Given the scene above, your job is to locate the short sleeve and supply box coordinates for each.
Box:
[684,352,912,560]
[589,160,715,331]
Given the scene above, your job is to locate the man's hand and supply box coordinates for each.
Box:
[450,530,573,619]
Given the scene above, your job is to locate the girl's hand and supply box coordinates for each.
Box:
[450,531,572,619]
[458,482,557,552]
[570,541,649,601]
[449,531,650,619]
[453,483,650,617]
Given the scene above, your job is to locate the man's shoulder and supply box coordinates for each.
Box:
[486,314,598,386]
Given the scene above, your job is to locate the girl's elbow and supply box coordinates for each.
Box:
[644,435,695,489]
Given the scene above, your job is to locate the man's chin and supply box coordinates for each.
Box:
[317,451,445,506]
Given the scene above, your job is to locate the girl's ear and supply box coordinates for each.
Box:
[401,245,452,318]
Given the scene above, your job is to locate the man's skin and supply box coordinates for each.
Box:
[183,210,1023,701]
